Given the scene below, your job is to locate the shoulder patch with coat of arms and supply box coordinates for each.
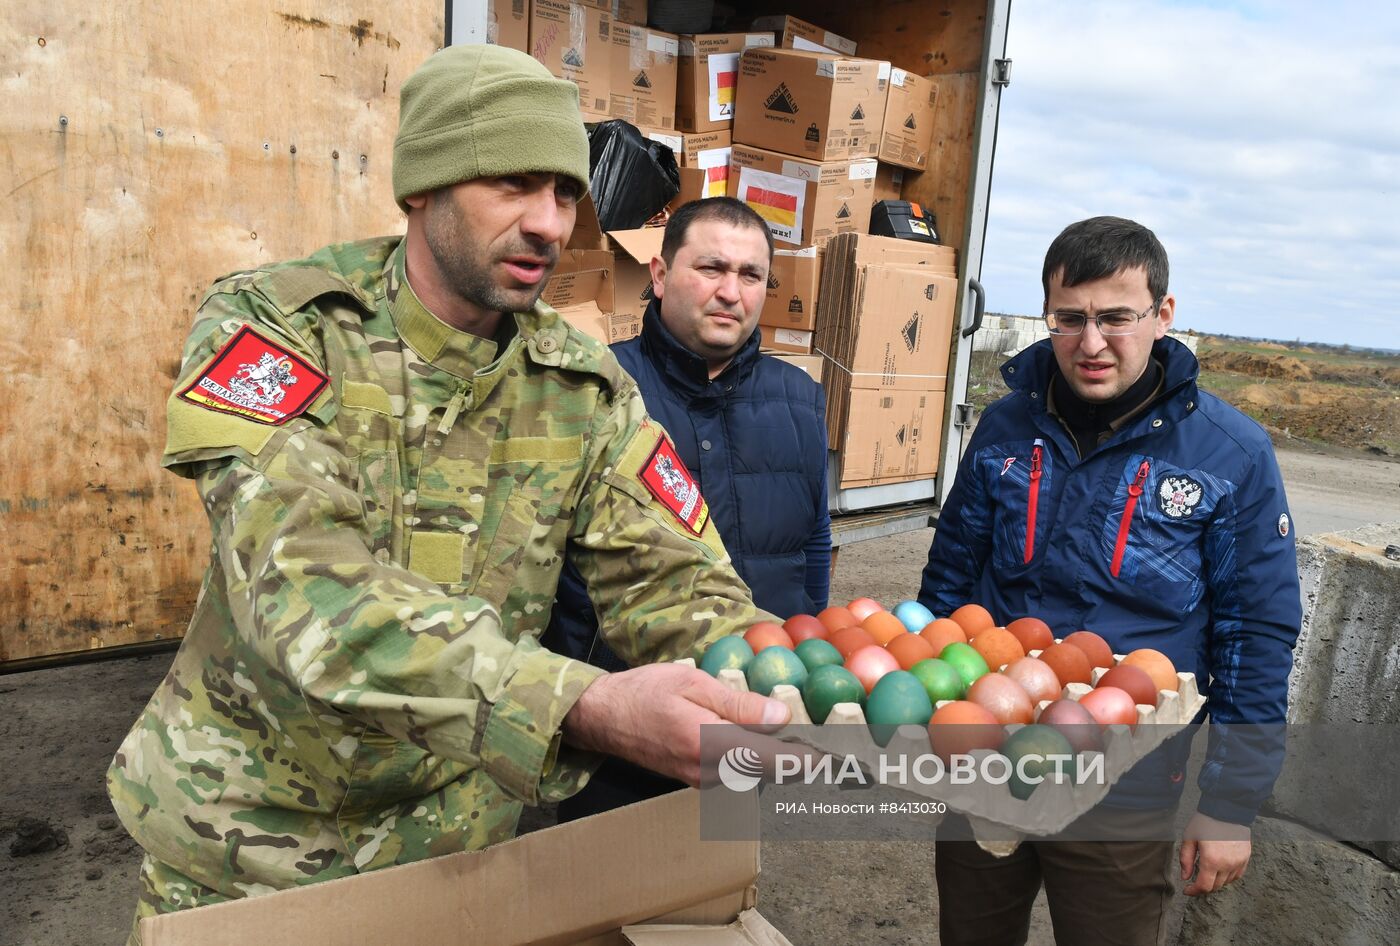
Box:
[178,326,328,425]
[1158,473,1204,519]
[639,436,710,536]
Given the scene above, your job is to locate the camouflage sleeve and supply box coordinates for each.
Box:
[569,385,778,665]
[167,286,603,805]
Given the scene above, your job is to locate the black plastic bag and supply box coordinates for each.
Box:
[587,120,680,231]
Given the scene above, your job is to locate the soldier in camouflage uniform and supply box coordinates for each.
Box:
[108,44,788,942]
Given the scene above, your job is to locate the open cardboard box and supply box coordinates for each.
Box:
[142,789,794,946]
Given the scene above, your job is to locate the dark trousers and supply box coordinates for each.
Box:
[557,756,685,823]
[935,808,1175,946]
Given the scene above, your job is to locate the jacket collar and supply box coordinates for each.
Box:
[637,298,761,397]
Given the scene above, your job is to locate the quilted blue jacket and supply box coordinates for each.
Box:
[546,302,831,671]
[920,336,1301,823]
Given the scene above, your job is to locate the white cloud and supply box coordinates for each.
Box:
[983,0,1400,348]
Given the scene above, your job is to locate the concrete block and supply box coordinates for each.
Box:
[1176,815,1400,946]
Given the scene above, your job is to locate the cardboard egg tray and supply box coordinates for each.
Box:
[680,649,1205,855]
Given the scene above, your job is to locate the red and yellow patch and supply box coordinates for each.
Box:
[639,437,710,536]
[178,326,328,425]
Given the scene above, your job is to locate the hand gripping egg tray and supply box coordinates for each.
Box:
[679,649,1205,856]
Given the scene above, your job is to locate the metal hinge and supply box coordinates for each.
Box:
[954,403,975,429]
[992,59,1012,86]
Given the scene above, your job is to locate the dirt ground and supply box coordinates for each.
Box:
[3,444,1398,946]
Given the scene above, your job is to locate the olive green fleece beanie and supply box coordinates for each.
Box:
[392,45,590,211]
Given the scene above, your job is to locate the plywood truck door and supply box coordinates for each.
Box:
[0,3,441,665]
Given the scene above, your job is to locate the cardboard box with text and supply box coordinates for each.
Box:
[838,388,947,488]
[728,143,875,247]
[878,68,938,170]
[488,0,529,52]
[609,24,679,129]
[644,128,733,209]
[530,0,613,120]
[612,0,647,26]
[676,32,775,133]
[769,352,825,385]
[733,47,888,162]
[761,246,821,331]
[759,325,814,354]
[749,14,857,55]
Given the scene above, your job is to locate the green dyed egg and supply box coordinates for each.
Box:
[939,642,991,690]
[865,670,936,746]
[1002,724,1076,800]
[699,635,755,677]
[745,645,809,697]
[801,664,866,724]
[794,638,844,673]
[909,657,965,703]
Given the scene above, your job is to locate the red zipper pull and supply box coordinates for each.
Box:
[1024,446,1043,564]
[1111,460,1151,577]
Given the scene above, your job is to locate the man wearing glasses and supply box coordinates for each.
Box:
[919,216,1300,945]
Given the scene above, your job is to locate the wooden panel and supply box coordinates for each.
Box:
[0,3,442,663]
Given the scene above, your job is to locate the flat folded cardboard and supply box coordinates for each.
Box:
[878,68,938,170]
[488,0,530,51]
[624,909,794,945]
[728,143,875,247]
[759,325,813,354]
[142,790,789,946]
[531,0,613,120]
[834,265,957,393]
[760,246,821,331]
[610,24,680,129]
[833,387,946,489]
[733,48,888,162]
[676,32,775,133]
[749,14,857,56]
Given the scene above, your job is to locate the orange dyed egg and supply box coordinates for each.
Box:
[1078,686,1139,730]
[1064,630,1115,670]
[1039,642,1093,687]
[845,644,901,694]
[828,626,878,659]
[949,603,996,638]
[967,673,1035,725]
[919,618,968,655]
[817,606,859,635]
[1121,649,1179,693]
[861,610,908,646]
[1006,617,1055,653]
[846,597,884,622]
[1002,657,1063,705]
[743,622,794,653]
[885,632,936,670]
[1097,664,1158,707]
[928,700,1005,760]
[783,614,829,644]
[970,627,1026,672]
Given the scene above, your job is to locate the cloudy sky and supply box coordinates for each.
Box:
[981,1,1399,350]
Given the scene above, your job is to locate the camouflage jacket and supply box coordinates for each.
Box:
[108,236,768,901]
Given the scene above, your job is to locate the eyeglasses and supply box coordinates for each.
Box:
[1045,299,1161,336]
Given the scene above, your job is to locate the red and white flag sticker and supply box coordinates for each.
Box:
[639,437,710,536]
[178,326,328,425]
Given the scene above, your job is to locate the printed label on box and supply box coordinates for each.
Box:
[745,33,775,48]
[849,160,877,180]
[780,158,821,182]
[891,66,909,87]
[708,52,740,122]
[737,166,806,245]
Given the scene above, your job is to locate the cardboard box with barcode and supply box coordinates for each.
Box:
[733,48,888,162]
[728,143,875,248]
[676,32,775,133]
[609,24,680,129]
[879,68,938,170]
[642,128,733,210]
[141,789,794,946]
[530,0,613,120]
[760,246,821,331]
[815,233,959,488]
[487,0,529,52]
[750,14,857,56]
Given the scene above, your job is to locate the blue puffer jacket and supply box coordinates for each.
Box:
[920,336,1301,823]
[546,302,831,671]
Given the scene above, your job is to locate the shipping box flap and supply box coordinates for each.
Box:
[545,249,616,311]
[852,234,957,274]
[143,789,758,946]
[569,195,609,251]
[609,226,667,265]
[624,909,795,945]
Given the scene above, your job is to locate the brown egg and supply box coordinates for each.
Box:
[1121,649,1179,693]
[817,606,860,634]
[743,622,793,652]
[928,700,1005,760]
[783,614,828,644]
[919,618,967,655]
[1003,657,1063,705]
[845,644,901,694]
[970,627,1026,672]
[861,610,908,646]
[1006,616,1055,653]
[885,632,936,670]
[1063,630,1115,670]
[1039,642,1093,688]
[949,603,996,638]
[846,597,884,622]
[1078,686,1139,730]
[1097,664,1159,707]
[1037,698,1104,752]
[967,673,1035,725]
[828,626,877,659]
